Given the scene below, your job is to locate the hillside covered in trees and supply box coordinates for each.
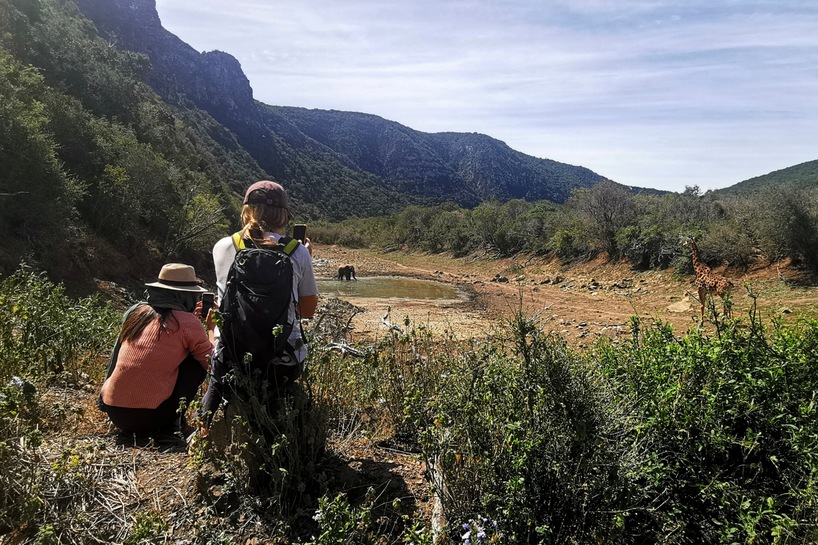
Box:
[0,0,633,286]
[2,0,818,289]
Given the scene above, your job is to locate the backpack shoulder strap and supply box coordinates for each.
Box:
[278,236,300,257]
[232,232,262,251]
[231,232,245,251]
[232,232,298,254]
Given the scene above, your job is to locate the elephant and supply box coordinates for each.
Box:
[337,264,357,280]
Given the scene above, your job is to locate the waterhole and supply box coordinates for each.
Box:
[317,276,460,300]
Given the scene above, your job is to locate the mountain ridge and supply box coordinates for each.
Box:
[73,0,631,214]
[2,0,817,288]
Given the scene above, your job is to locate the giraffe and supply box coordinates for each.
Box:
[684,237,734,318]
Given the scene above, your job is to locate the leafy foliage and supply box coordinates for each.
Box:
[0,51,83,270]
[415,315,640,543]
[0,264,118,538]
[596,311,818,543]
[0,263,118,384]
[0,0,260,279]
[312,182,818,272]
[199,358,328,520]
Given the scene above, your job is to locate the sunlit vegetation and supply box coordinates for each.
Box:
[3,0,818,542]
[3,267,818,543]
[0,0,263,278]
[311,184,818,273]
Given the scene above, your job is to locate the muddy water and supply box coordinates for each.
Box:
[317,276,460,300]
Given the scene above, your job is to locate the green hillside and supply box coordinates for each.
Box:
[0,0,271,282]
[715,159,818,195]
[74,0,616,208]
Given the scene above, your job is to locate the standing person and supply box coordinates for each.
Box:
[201,181,318,427]
[100,263,215,437]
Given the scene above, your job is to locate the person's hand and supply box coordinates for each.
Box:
[304,237,313,256]
[204,307,217,330]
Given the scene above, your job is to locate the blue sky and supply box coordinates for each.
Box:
[154,0,818,193]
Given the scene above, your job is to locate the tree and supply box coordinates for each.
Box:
[569,181,636,257]
[0,52,82,271]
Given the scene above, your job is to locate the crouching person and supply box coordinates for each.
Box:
[99,263,215,438]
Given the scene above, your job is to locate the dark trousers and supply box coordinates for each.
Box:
[200,346,302,428]
[102,355,206,435]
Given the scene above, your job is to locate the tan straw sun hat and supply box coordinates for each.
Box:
[144,263,207,293]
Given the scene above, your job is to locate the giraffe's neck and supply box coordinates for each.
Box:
[689,241,703,268]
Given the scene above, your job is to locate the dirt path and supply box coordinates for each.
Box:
[313,244,818,346]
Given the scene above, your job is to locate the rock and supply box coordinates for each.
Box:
[667,300,692,313]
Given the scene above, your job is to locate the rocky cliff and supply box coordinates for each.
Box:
[75,0,620,212]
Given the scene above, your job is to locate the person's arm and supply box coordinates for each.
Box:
[295,242,318,318]
[297,294,318,319]
[186,312,215,371]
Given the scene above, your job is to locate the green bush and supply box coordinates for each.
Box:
[0,376,42,534]
[596,311,818,543]
[320,308,818,543]
[616,224,676,270]
[307,489,434,545]
[0,263,118,384]
[415,314,641,543]
[201,355,329,516]
[0,264,121,540]
[700,221,756,271]
[548,227,590,261]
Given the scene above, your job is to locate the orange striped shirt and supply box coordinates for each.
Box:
[101,310,212,409]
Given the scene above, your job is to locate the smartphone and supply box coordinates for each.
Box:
[292,223,308,243]
[200,292,214,318]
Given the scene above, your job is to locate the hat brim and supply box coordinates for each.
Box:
[144,281,208,293]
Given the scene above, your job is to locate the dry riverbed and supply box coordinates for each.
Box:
[312,244,818,347]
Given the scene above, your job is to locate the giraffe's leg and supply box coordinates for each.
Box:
[698,286,707,318]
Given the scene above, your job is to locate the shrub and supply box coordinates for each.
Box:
[201,355,329,517]
[0,263,118,384]
[616,225,676,270]
[415,314,643,543]
[308,489,434,545]
[548,227,590,261]
[700,221,756,271]
[0,376,42,534]
[596,310,818,543]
